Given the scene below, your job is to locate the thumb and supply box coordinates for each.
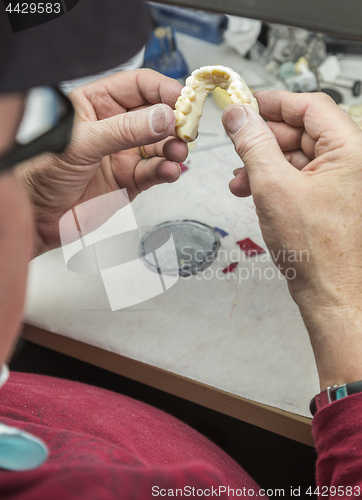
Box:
[70,104,176,161]
[222,104,290,185]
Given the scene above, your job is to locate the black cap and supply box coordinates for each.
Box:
[0,1,152,93]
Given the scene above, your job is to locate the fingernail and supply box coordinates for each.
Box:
[233,168,242,176]
[223,105,248,135]
[174,162,181,174]
[150,105,168,134]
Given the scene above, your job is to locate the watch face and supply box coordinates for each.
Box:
[311,383,351,415]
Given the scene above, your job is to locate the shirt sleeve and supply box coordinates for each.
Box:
[312,392,362,499]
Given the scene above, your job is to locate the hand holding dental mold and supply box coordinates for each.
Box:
[223,90,362,391]
[16,69,188,257]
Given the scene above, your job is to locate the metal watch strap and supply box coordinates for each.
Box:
[310,380,362,415]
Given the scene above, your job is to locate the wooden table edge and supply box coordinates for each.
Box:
[21,324,314,447]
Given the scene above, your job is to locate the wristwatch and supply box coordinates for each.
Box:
[310,380,362,415]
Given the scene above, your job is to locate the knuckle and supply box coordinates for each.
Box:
[117,112,139,147]
[234,127,274,160]
[313,91,334,104]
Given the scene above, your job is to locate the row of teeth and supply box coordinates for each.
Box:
[174,65,258,130]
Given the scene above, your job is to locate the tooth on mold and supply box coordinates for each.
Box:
[205,83,216,91]
[181,86,196,101]
[196,67,213,80]
[213,68,228,80]
[230,81,244,92]
[212,69,223,78]
[233,90,243,99]
[175,95,192,114]
[230,94,241,104]
[174,110,186,126]
[186,76,201,90]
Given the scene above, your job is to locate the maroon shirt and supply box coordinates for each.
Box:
[2,372,359,499]
[0,372,262,499]
[313,393,362,498]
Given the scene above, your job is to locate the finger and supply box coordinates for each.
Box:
[222,103,292,187]
[67,104,177,162]
[255,90,361,144]
[72,69,183,121]
[229,167,251,197]
[134,157,181,192]
[162,137,189,162]
[267,121,316,159]
[121,69,183,108]
[143,137,188,163]
[284,149,311,170]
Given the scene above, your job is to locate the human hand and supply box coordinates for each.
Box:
[16,69,188,256]
[222,91,362,389]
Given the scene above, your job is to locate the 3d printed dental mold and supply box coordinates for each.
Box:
[174,65,259,143]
